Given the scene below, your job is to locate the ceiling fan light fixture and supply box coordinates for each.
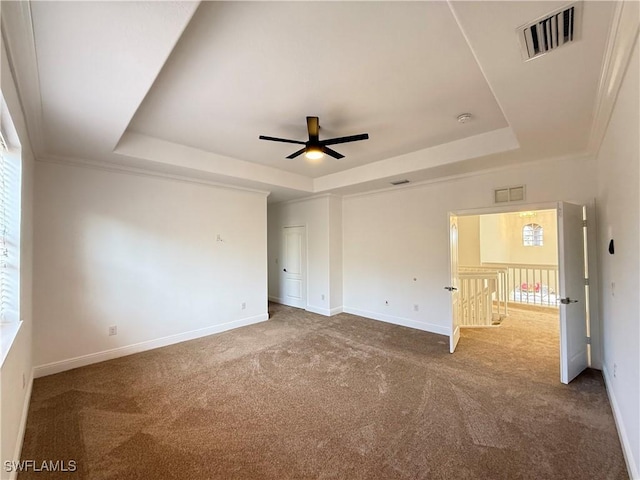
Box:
[305,147,323,160]
[259,116,368,160]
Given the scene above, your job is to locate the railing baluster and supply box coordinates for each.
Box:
[473,263,559,310]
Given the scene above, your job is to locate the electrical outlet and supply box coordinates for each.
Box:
[241,302,246,310]
[611,282,615,297]
[108,325,117,336]
[413,304,419,312]
[321,294,325,301]
[613,363,617,378]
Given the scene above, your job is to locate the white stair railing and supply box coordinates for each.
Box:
[481,262,559,308]
[459,266,508,318]
[457,272,498,327]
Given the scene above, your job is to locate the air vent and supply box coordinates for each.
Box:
[390,179,410,186]
[517,3,582,61]
[494,185,525,204]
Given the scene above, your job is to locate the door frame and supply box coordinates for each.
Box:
[449,214,460,353]
[280,224,309,310]
[448,199,597,381]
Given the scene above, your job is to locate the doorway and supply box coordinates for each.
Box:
[449,202,590,384]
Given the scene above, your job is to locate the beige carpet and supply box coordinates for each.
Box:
[19,304,627,479]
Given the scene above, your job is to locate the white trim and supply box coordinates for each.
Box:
[269,193,338,207]
[0,2,45,158]
[342,152,593,202]
[305,305,331,316]
[37,154,271,198]
[602,365,639,480]
[588,1,640,155]
[0,321,23,368]
[7,369,34,480]
[452,198,556,219]
[269,297,342,316]
[343,306,450,336]
[33,314,268,378]
[309,306,344,317]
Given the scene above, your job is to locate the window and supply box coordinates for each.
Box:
[0,137,21,323]
[0,92,22,365]
[523,223,543,246]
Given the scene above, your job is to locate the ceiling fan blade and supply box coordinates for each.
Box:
[320,133,369,146]
[259,135,306,145]
[322,146,344,159]
[286,147,306,159]
[307,117,319,140]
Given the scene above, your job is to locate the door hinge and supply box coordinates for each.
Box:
[582,219,587,227]
[584,277,590,286]
[586,336,591,345]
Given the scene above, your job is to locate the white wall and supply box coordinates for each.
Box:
[268,195,343,315]
[595,36,639,479]
[343,153,599,344]
[329,196,343,313]
[0,38,35,478]
[33,161,268,373]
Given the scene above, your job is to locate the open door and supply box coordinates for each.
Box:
[449,215,460,353]
[557,202,589,384]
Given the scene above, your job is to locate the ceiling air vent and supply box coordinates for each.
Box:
[390,179,410,186]
[517,2,582,61]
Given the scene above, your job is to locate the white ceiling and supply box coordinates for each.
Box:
[1,1,618,202]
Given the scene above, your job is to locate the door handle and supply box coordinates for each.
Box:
[444,286,458,292]
[283,268,287,272]
[560,297,578,304]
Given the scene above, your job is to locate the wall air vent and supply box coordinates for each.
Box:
[390,179,410,186]
[517,2,582,61]
[494,185,525,204]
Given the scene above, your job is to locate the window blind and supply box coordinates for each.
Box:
[0,140,20,323]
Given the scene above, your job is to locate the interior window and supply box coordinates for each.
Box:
[523,223,543,247]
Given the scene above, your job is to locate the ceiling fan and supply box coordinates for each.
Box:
[259,116,369,160]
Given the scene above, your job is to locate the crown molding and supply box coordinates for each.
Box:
[1,0,45,158]
[588,0,640,155]
[37,154,271,197]
[342,151,594,201]
[268,192,341,207]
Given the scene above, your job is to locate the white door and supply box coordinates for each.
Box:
[282,226,306,309]
[557,202,589,384]
[449,215,460,353]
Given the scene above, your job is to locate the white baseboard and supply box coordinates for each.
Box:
[342,307,450,336]
[602,364,639,480]
[4,371,34,480]
[269,298,343,316]
[305,305,330,316]
[33,314,269,378]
